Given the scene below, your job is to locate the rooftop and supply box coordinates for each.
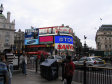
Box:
[99,25,112,31]
[0,14,5,19]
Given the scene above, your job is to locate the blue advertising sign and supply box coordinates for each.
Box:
[55,36,73,44]
[25,39,39,45]
[25,32,34,38]
[25,28,39,39]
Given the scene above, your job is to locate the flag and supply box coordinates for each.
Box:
[84,35,87,39]
[100,18,102,21]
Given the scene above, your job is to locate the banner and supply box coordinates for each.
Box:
[55,36,73,44]
[39,36,53,44]
[55,43,73,51]
[25,39,39,45]
[25,28,39,39]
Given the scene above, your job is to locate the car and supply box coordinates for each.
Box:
[73,57,106,67]
[48,55,62,63]
[91,56,106,64]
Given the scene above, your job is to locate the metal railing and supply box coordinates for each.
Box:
[73,63,112,84]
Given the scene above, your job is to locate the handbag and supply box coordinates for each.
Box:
[63,79,67,84]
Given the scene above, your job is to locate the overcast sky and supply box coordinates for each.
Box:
[1,0,112,49]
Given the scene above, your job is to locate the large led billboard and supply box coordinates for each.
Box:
[57,27,73,35]
[55,36,73,51]
[55,43,73,51]
[25,28,39,39]
[25,39,39,45]
[39,26,73,36]
[24,28,39,45]
[39,36,53,44]
[55,36,73,44]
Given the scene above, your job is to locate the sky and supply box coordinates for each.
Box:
[1,0,112,49]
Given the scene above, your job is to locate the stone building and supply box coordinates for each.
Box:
[14,29,24,53]
[95,25,112,56]
[72,33,82,56]
[0,4,15,52]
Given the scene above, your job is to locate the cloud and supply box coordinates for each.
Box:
[1,0,112,48]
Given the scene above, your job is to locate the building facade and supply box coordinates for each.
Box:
[14,29,24,53]
[25,24,74,56]
[0,4,15,52]
[95,25,112,56]
[72,33,82,56]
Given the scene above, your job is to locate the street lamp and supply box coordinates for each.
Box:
[84,35,87,56]
[58,27,60,56]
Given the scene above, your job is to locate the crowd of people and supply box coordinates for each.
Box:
[0,50,75,84]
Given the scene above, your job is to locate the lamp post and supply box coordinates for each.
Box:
[58,27,60,56]
[84,35,87,56]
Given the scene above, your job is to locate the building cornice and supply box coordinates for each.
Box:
[0,28,15,31]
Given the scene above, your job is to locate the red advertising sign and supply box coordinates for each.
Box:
[39,36,53,44]
[39,26,73,36]
[55,43,74,51]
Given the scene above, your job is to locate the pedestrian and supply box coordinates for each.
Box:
[0,53,9,84]
[64,56,75,84]
[61,58,67,81]
[39,54,45,64]
[20,52,27,75]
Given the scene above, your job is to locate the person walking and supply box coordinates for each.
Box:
[20,52,27,75]
[0,53,9,84]
[64,56,75,84]
[61,58,67,81]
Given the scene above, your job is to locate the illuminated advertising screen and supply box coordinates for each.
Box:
[55,43,73,51]
[55,36,73,44]
[57,27,73,35]
[39,26,73,36]
[24,28,39,45]
[25,28,39,39]
[39,36,53,44]
[25,39,39,45]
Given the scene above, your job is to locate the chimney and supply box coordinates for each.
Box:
[66,25,69,28]
[7,12,10,22]
[62,24,64,27]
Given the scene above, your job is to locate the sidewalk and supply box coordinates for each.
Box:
[12,70,81,84]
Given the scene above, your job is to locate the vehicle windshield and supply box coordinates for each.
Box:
[92,57,102,61]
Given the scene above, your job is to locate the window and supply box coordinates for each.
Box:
[3,24,5,28]
[9,25,11,29]
[87,58,91,61]
[109,45,111,48]
[105,45,107,49]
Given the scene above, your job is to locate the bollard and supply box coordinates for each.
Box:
[83,60,86,84]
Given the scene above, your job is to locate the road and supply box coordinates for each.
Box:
[12,70,81,84]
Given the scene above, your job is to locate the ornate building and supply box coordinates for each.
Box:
[14,29,24,53]
[95,25,112,56]
[0,4,15,52]
[72,33,82,57]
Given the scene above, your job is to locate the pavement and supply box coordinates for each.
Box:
[12,69,82,84]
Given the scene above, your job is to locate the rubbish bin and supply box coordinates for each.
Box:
[40,59,58,81]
